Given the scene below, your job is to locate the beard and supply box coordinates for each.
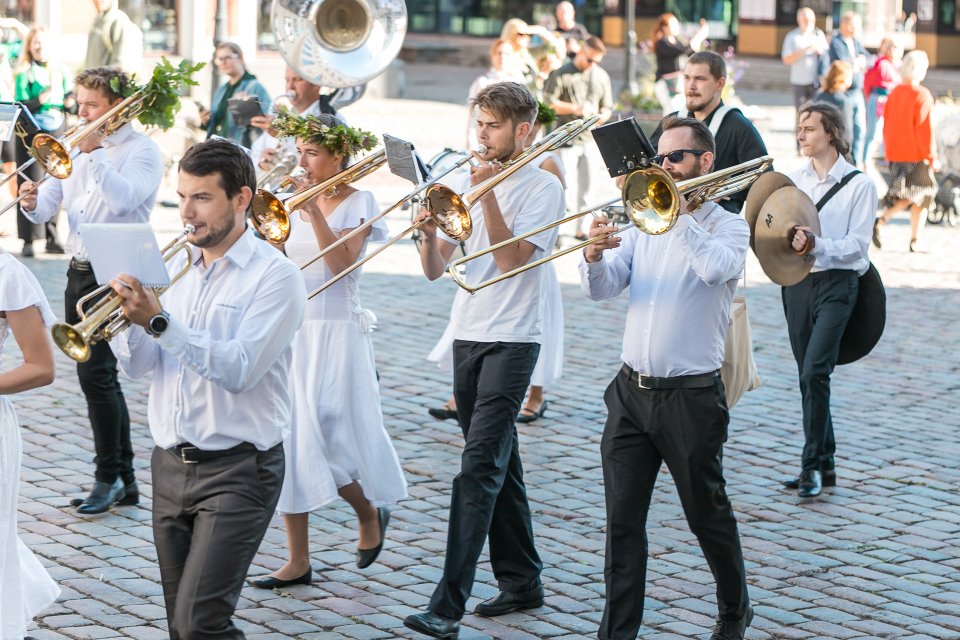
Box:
[191,211,239,248]
[685,93,713,113]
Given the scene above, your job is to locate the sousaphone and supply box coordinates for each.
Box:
[271,0,407,88]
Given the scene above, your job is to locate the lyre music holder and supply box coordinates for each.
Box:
[591,117,657,178]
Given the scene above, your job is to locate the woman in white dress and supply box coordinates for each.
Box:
[251,112,407,589]
[0,252,60,638]
[427,102,565,423]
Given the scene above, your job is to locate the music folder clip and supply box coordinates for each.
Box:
[591,118,657,178]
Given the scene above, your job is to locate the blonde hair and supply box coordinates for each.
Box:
[17,25,47,69]
[899,50,929,82]
[500,19,531,50]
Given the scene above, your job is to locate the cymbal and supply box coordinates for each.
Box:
[753,186,820,286]
[743,172,794,249]
[838,262,886,364]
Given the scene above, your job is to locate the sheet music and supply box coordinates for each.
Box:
[80,223,171,288]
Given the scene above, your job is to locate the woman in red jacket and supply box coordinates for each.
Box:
[860,38,901,166]
[874,50,938,252]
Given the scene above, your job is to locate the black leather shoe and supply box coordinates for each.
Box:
[356,507,390,569]
[71,479,139,507]
[403,611,459,639]
[473,584,544,617]
[710,605,753,640]
[76,478,126,514]
[782,469,836,489]
[45,240,65,254]
[797,469,822,498]
[428,405,458,421]
[515,400,548,424]
[251,568,312,589]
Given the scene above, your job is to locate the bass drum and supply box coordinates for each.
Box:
[411,148,470,262]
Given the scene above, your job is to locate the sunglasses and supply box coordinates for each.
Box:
[652,149,706,165]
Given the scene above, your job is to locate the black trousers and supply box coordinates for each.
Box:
[15,126,61,244]
[598,368,749,640]
[152,443,284,639]
[782,269,858,472]
[429,340,542,620]
[65,266,133,484]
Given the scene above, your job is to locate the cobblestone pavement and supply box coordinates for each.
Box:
[2,87,959,640]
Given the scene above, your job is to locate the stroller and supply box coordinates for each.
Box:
[929,108,960,226]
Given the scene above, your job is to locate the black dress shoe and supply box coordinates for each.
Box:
[403,611,459,639]
[782,469,836,489]
[797,469,822,498]
[45,240,65,254]
[76,478,126,514]
[251,568,312,589]
[71,479,139,507]
[428,405,458,421]
[710,605,753,640]
[356,507,390,569]
[473,584,544,617]
[515,400,548,424]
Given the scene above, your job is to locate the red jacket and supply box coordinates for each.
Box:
[883,83,936,164]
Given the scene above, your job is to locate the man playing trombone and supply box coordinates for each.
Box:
[580,116,753,640]
[18,66,164,514]
[404,81,564,639]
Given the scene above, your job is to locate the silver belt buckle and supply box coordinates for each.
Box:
[637,374,651,390]
[180,446,199,464]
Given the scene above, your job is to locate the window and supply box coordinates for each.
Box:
[120,0,177,52]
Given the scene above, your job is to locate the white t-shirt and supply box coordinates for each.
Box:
[782,27,828,86]
[438,163,564,343]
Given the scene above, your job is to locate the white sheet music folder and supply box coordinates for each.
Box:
[80,223,171,288]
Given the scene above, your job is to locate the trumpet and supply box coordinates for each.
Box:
[305,118,599,299]
[447,155,774,293]
[50,225,196,363]
[249,149,387,244]
[257,142,300,190]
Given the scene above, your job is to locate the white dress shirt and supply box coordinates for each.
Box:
[789,155,875,275]
[113,228,306,451]
[438,163,564,343]
[21,123,164,260]
[579,201,749,377]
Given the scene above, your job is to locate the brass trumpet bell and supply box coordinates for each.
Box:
[423,186,473,242]
[250,192,292,244]
[50,323,89,363]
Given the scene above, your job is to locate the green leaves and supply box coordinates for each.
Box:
[134,57,206,130]
[537,101,557,127]
[271,107,378,157]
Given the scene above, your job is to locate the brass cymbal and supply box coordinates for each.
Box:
[753,186,820,286]
[743,171,794,249]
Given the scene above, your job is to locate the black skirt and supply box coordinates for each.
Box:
[883,160,938,210]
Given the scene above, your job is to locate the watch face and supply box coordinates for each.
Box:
[150,313,169,335]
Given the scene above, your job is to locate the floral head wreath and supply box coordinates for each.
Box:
[536,101,557,127]
[272,107,378,157]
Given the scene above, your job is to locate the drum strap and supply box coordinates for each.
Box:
[815,170,861,211]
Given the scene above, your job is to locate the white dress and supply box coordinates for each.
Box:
[277,191,408,513]
[0,253,60,640]
[427,153,566,389]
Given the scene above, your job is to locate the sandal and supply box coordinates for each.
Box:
[428,403,458,421]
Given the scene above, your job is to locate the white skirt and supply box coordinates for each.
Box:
[277,316,408,514]
[0,398,60,639]
[428,263,564,390]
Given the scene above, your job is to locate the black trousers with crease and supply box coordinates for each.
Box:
[428,339,543,620]
[598,368,749,640]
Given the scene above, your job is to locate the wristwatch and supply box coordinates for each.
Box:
[146,310,170,337]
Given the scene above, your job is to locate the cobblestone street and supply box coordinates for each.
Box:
[2,84,959,640]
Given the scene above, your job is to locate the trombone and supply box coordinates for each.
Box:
[50,225,196,363]
[305,117,600,299]
[447,155,774,293]
[249,149,387,244]
[0,92,152,217]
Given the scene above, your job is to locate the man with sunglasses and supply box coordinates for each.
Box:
[650,50,768,213]
[580,116,753,640]
[544,35,613,240]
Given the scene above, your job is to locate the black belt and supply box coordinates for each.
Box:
[621,364,719,390]
[169,442,258,464]
[69,257,92,272]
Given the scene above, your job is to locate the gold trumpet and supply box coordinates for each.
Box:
[249,149,387,244]
[50,225,196,363]
[305,117,600,299]
[447,155,774,293]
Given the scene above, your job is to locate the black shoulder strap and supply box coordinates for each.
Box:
[816,170,862,211]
